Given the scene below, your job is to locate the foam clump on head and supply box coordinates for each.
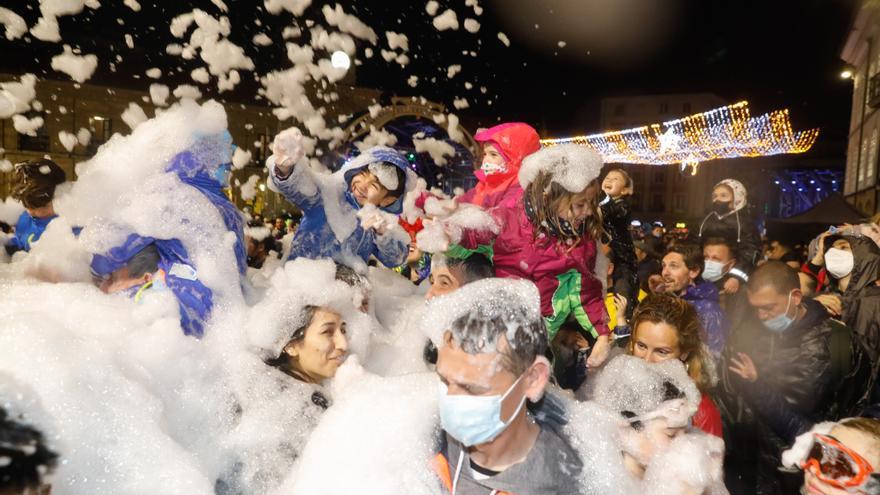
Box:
[518,143,604,193]
[420,277,545,355]
[367,162,399,191]
[594,355,701,424]
[247,257,370,361]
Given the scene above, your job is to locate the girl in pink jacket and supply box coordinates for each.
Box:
[456,143,611,370]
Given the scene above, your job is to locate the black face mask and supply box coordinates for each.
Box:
[712,201,732,215]
[523,194,584,240]
[558,217,586,239]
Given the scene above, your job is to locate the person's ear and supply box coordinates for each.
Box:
[142,272,153,284]
[790,289,804,308]
[524,356,551,402]
[283,341,300,359]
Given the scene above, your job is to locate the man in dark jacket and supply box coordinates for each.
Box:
[718,261,861,494]
[661,244,728,356]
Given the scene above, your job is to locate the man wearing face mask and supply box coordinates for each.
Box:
[701,237,752,319]
[720,261,860,494]
[429,279,584,494]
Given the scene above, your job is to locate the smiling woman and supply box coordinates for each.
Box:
[264,306,350,386]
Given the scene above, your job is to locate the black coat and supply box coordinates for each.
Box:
[717,298,851,494]
[697,206,761,278]
[840,236,880,363]
[601,196,639,308]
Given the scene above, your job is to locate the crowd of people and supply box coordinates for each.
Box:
[2,102,880,495]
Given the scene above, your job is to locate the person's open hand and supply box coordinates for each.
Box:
[729,352,758,382]
[271,127,305,173]
[722,276,741,295]
[613,294,629,327]
[814,293,842,316]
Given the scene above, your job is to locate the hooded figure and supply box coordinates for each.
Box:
[457,122,541,209]
[90,234,214,338]
[268,145,414,272]
[164,131,247,275]
[834,236,880,365]
[698,179,760,282]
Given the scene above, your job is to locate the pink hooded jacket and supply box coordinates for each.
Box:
[457,123,541,209]
[459,198,610,340]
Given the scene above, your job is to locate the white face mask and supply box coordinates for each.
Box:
[480,161,508,176]
[702,260,728,282]
[825,248,855,280]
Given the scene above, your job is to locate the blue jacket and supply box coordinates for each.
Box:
[165,131,247,275]
[683,280,728,355]
[91,233,213,338]
[270,146,410,270]
[9,211,56,252]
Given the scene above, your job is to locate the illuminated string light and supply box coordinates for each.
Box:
[541,101,819,168]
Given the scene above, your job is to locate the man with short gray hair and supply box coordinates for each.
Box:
[427,278,583,494]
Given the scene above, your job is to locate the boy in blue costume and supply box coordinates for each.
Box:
[5,159,66,254]
[267,127,412,271]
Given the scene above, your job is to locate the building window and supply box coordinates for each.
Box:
[614,103,625,116]
[630,194,642,211]
[651,193,665,212]
[659,102,669,114]
[673,194,685,211]
[87,116,113,154]
[652,167,666,184]
[682,102,691,114]
[256,133,270,161]
[17,111,50,152]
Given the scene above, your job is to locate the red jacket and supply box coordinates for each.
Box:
[458,123,540,209]
[694,395,723,437]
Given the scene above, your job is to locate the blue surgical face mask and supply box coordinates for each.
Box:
[438,374,527,447]
[763,290,795,333]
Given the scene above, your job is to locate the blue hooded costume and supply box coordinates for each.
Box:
[269,146,411,270]
[164,131,247,275]
[90,234,213,337]
[8,212,57,252]
[89,131,246,338]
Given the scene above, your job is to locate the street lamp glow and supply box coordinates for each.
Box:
[331,51,351,70]
[841,69,854,79]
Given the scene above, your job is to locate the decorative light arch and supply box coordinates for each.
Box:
[541,101,819,175]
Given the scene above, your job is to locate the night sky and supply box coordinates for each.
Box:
[0,0,859,154]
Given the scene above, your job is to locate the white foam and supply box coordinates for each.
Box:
[0,7,26,40]
[432,9,459,31]
[50,45,98,83]
[519,142,604,193]
[0,73,36,119]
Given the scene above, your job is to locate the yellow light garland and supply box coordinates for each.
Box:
[540,101,819,168]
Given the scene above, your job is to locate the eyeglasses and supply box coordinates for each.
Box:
[802,434,875,491]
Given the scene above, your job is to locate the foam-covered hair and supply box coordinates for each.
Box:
[518,143,604,193]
